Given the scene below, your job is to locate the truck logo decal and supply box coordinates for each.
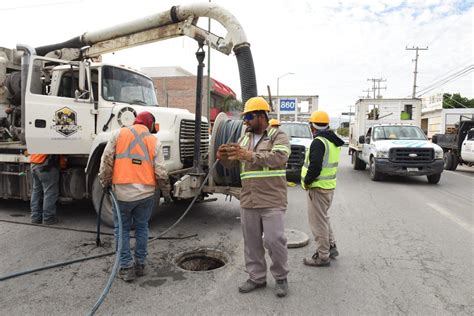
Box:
[392,140,425,148]
[51,107,82,137]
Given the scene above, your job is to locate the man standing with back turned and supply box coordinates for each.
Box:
[301,111,344,267]
[99,111,171,282]
[217,97,291,297]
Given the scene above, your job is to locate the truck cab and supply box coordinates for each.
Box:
[460,128,474,164]
[357,124,444,183]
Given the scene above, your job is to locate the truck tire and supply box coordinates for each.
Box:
[369,156,383,181]
[91,175,161,227]
[91,175,114,227]
[443,152,458,171]
[427,173,441,184]
[352,152,366,170]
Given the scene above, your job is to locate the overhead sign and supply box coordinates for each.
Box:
[280,98,296,112]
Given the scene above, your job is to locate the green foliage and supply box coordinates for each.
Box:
[221,96,242,112]
[443,93,474,108]
[337,127,349,136]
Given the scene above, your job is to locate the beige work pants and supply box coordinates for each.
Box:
[240,207,289,284]
[307,188,336,260]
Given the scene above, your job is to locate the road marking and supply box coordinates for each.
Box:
[427,203,474,234]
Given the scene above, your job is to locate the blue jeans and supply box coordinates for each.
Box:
[113,196,155,268]
[30,165,59,222]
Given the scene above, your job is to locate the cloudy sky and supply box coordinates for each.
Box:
[1,0,472,116]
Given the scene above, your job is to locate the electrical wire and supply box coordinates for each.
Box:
[417,65,473,96]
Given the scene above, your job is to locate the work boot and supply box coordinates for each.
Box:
[303,252,331,267]
[238,279,266,293]
[43,216,59,225]
[31,217,42,224]
[118,266,136,282]
[135,264,145,277]
[274,279,288,298]
[329,244,339,259]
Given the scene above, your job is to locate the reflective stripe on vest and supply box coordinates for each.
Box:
[301,136,341,189]
[112,125,156,186]
[30,154,48,164]
[239,128,287,180]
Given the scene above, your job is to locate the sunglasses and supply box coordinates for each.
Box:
[243,113,258,121]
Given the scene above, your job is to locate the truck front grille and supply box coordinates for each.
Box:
[389,148,434,163]
[288,145,306,168]
[179,119,209,166]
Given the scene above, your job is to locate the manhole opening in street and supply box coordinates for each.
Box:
[174,248,229,272]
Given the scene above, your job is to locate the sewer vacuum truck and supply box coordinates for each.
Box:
[0,3,255,225]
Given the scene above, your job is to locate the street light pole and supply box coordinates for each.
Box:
[276,72,294,121]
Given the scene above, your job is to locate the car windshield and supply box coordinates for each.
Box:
[373,126,427,140]
[102,66,157,106]
[280,123,312,138]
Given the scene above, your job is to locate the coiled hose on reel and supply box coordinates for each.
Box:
[211,115,244,187]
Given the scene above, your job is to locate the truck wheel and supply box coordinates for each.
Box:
[369,157,383,181]
[443,152,453,170]
[91,175,161,227]
[91,175,114,227]
[352,152,366,170]
[427,173,441,184]
[450,153,458,171]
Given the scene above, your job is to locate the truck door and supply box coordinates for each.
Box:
[25,56,95,154]
[362,127,372,162]
[460,129,474,163]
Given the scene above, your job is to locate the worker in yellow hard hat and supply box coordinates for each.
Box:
[216,96,291,297]
[269,118,281,127]
[301,110,344,267]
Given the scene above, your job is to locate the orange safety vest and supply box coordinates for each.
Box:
[112,124,157,186]
[30,154,48,164]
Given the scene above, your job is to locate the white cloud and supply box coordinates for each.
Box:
[0,0,472,117]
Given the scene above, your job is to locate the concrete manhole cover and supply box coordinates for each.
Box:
[285,229,309,248]
[174,248,229,272]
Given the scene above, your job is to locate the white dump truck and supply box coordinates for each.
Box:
[0,3,257,225]
[349,98,444,183]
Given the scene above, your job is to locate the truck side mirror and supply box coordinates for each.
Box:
[78,62,86,92]
[358,135,365,144]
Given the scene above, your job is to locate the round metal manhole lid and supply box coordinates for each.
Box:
[285,228,309,248]
[174,248,229,272]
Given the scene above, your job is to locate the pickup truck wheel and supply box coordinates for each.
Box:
[352,152,366,170]
[427,173,441,184]
[369,157,383,181]
[91,175,114,227]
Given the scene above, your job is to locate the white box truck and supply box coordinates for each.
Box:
[349,98,444,184]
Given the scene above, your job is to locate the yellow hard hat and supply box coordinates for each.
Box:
[269,118,280,126]
[309,111,330,124]
[242,97,271,114]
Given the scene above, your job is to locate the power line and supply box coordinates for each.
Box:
[417,65,473,96]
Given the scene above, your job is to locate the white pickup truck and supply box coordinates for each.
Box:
[352,124,444,183]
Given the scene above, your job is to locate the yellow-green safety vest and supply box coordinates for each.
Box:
[239,128,289,180]
[301,136,341,189]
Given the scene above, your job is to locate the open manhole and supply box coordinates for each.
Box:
[174,248,229,272]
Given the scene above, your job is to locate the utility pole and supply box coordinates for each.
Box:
[367,78,386,99]
[406,46,428,98]
[362,88,371,99]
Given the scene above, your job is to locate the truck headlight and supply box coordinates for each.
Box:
[434,150,443,159]
[162,146,170,160]
[376,150,389,158]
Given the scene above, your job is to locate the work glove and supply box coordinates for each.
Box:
[161,189,172,205]
[101,181,112,194]
[227,145,253,162]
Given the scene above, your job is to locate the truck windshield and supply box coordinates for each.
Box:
[373,126,426,140]
[102,66,157,106]
[280,123,312,138]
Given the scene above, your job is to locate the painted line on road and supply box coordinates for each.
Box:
[427,203,474,234]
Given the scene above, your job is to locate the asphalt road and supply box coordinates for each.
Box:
[0,148,472,315]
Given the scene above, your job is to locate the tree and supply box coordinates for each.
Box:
[221,96,242,112]
[442,93,474,108]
